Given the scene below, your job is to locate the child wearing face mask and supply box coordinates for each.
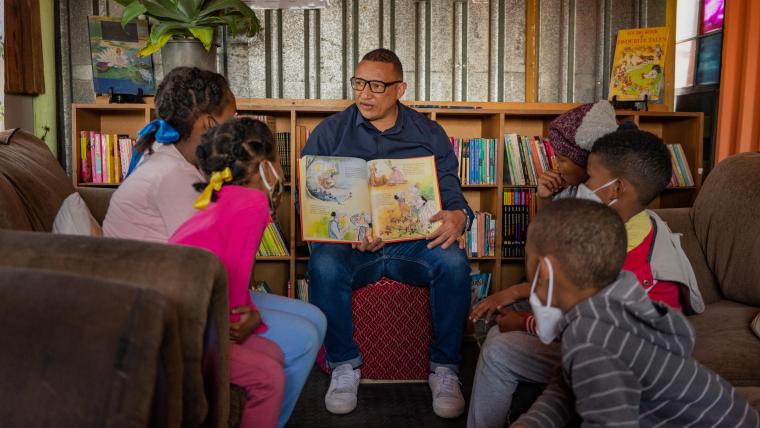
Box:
[510,199,758,428]
[170,117,326,428]
[467,130,703,428]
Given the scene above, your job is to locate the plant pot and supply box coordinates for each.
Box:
[161,39,217,75]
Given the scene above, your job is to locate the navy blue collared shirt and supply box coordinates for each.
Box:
[301,103,473,221]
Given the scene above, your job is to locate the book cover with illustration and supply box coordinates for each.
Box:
[299,155,442,243]
[608,27,669,103]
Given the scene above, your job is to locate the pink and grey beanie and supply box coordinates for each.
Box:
[548,100,618,167]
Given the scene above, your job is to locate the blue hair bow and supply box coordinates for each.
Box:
[126,120,181,177]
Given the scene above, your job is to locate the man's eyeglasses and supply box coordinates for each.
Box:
[350,77,403,93]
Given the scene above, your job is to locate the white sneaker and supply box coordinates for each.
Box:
[325,363,360,414]
[429,367,465,418]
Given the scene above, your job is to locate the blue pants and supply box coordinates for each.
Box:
[307,240,471,373]
[252,292,326,428]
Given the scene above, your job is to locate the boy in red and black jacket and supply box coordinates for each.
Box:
[467,129,704,428]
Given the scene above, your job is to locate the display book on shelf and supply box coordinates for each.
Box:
[71,100,703,296]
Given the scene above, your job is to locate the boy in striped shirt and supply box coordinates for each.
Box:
[512,199,759,427]
[469,130,705,427]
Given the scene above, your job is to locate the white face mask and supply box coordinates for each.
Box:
[528,258,564,345]
[259,160,283,216]
[575,178,618,206]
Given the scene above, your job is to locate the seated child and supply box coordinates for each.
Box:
[468,130,703,428]
[170,117,326,428]
[511,199,759,427]
[536,100,619,208]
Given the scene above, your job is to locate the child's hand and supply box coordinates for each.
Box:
[470,284,527,322]
[537,170,565,198]
[230,306,262,344]
[496,309,528,333]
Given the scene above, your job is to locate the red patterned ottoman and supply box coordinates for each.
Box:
[317,277,432,380]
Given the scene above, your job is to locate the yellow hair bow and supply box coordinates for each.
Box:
[194,167,233,209]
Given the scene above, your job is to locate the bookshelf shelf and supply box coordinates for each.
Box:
[462,184,498,189]
[77,182,120,188]
[72,99,703,294]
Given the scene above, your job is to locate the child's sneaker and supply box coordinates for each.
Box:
[429,367,465,418]
[325,363,360,414]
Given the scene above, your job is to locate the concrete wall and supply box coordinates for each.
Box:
[57,0,667,170]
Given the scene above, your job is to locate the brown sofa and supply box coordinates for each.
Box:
[655,152,760,409]
[0,128,232,427]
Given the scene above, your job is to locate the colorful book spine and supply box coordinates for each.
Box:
[92,132,102,184]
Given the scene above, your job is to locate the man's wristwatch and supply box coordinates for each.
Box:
[460,208,471,231]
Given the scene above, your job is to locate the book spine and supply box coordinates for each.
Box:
[93,133,103,184]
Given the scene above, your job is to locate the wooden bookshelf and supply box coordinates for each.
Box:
[72,100,704,294]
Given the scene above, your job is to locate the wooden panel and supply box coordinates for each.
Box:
[503,116,548,137]
[4,0,44,95]
[524,0,539,103]
[252,262,290,295]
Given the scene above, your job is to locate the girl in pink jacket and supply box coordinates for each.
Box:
[170,117,325,428]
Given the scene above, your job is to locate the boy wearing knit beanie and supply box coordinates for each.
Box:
[537,101,619,208]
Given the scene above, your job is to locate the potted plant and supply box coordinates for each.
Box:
[115,0,261,73]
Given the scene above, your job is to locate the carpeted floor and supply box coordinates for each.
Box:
[286,341,480,428]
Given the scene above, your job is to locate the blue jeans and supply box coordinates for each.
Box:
[252,292,327,428]
[308,240,471,373]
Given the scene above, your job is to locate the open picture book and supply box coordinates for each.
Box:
[299,155,443,243]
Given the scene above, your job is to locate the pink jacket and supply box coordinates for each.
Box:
[169,185,271,331]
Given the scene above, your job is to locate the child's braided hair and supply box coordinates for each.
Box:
[193,116,276,201]
[136,67,232,154]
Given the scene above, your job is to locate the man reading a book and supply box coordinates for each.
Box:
[301,48,474,418]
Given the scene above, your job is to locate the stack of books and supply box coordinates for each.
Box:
[667,144,695,187]
[256,222,289,257]
[450,137,497,185]
[464,212,496,258]
[79,131,135,184]
[275,132,292,182]
[503,134,557,186]
[502,189,536,258]
[288,276,310,302]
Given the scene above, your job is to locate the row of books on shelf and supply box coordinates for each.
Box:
[464,212,496,258]
[287,277,310,303]
[503,134,557,186]
[502,189,536,258]
[79,131,135,184]
[275,132,292,182]
[450,138,497,185]
[256,222,290,257]
[667,144,695,187]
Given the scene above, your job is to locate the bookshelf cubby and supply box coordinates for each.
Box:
[72,99,704,294]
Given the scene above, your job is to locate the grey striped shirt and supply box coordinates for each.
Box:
[517,271,760,428]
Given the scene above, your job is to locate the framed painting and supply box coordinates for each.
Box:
[88,16,156,95]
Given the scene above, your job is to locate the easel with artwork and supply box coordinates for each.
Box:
[87,16,156,104]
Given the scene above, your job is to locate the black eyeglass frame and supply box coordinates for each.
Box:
[350,77,404,93]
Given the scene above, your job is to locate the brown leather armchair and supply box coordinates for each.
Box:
[0,129,234,427]
[655,152,760,409]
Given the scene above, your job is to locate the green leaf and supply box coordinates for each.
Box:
[178,0,203,18]
[189,26,215,51]
[138,32,173,57]
[198,0,257,20]
[111,0,133,7]
[148,21,190,45]
[120,1,147,28]
[142,0,189,22]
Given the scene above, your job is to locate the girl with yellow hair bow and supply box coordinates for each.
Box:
[170,116,326,428]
